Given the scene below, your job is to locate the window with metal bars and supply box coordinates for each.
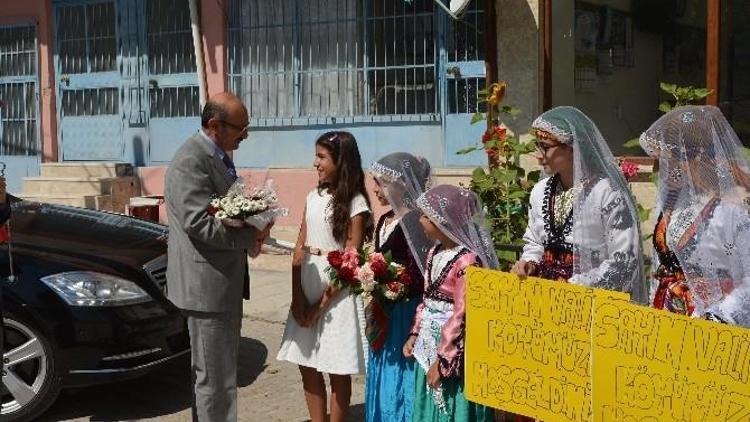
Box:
[147,0,197,75]
[0,25,39,156]
[225,0,441,125]
[57,2,117,74]
[62,88,119,116]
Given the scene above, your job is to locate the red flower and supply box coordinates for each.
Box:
[206,205,219,216]
[494,126,507,140]
[327,250,344,269]
[399,270,412,286]
[482,131,492,143]
[387,281,402,293]
[620,160,639,182]
[338,266,355,282]
[370,259,388,277]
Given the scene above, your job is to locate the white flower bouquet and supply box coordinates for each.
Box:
[207,179,288,230]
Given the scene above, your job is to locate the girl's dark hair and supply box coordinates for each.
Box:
[316,131,372,243]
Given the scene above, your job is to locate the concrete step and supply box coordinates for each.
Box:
[18,193,112,209]
[22,177,115,196]
[40,162,133,178]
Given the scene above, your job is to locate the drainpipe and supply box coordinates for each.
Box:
[189,0,208,108]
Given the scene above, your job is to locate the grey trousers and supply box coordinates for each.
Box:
[185,307,242,422]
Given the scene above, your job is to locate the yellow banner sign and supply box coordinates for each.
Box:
[464,267,628,421]
[592,297,750,421]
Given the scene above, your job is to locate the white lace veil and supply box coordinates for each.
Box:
[370,152,434,273]
[639,105,750,325]
[416,185,499,269]
[532,106,646,302]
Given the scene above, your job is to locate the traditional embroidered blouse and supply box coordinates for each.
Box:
[410,244,478,379]
[649,197,750,326]
[520,175,640,292]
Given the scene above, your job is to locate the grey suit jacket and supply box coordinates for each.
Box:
[165,133,257,313]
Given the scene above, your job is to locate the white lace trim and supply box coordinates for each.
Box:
[417,195,448,225]
[369,161,402,182]
[413,301,453,414]
[378,216,401,247]
[532,116,573,144]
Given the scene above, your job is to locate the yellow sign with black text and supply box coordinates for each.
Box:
[464,267,750,422]
[464,267,628,421]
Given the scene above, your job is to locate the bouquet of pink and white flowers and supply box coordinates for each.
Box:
[207,179,288,229]
[325,247,413,302]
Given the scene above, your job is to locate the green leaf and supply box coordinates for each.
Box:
[660,82,677,94]
[501,105,521,117]
[472,167,487,179]
[470,112,485,124]
[623,137,642,149]
[456,145,480,155]
[693,88,713,99]
[635,203,651,222]
[527,170,541,183]
[658,102,673,113]
[507,190,527,199]
[495,169,519,184]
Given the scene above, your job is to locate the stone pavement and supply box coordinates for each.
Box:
[40,228,367,421]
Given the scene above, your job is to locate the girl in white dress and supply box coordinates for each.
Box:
[277,131,372,422]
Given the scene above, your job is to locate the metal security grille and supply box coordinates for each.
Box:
[0,25,39,156]
[147,0,196,75]
[57,2,117,74]
[62,88,118,116]
[226,0,438,126]
[447,0,486,114]
[149,86,200,118]
[147,0,199,119]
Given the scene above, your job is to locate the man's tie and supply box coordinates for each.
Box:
[221,154,238,181]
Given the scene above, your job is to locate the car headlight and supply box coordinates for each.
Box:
[40,271,153,307]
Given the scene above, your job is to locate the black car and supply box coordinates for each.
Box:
[1,198,189,422]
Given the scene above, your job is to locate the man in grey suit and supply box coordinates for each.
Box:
[165,92,270,422]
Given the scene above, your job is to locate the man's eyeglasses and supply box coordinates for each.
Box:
[221,120,250,132]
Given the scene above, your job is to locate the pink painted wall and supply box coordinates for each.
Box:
[201,0,227,96]
[138,166,387,227]
[1,0,58,162]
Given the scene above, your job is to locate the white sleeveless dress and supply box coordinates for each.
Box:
[277,189,370,374]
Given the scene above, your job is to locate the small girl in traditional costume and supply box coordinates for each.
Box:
[402,184,496,422]
[365,152,433,422]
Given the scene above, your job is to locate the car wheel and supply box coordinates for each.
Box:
[2,313,62,422]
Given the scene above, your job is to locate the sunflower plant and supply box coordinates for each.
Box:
[457,81,540,270]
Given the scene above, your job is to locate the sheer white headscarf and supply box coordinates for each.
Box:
[532,106,646,302]
[416,184,499,269]
[370,152,434,273]
[640,105,750,325]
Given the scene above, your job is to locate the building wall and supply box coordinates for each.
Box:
[497,0,542,132]
[0,0,57,163]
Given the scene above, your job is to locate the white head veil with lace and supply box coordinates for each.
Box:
[370,152,434,273]
[416,185,499,269]
[531,106,646,302]
[639,105,750,325]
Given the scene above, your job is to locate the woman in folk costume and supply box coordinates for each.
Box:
[639,105,750,326]
[402,184,496,422]
[365,152,433,422]
[512,106,646,302]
